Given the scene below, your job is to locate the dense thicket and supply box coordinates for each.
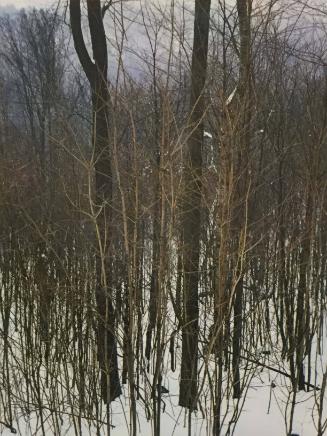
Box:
[0,1,326,435]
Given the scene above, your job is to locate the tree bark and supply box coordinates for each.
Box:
[232,0,252,400]
[179,0,211,410]
[70,0,121,403]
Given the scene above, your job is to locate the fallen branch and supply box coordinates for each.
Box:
[233,350,320,391]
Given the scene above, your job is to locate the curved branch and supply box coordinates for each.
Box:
[69,0,95,84]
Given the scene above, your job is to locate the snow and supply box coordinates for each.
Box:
[226,87,238,106]
[0,358,325,435]
[0,282,326,436]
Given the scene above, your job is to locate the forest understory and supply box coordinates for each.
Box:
[0,0,327,435]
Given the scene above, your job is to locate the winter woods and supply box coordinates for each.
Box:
[0,0,327,435]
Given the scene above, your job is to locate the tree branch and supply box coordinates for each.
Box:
[69,0,95,84]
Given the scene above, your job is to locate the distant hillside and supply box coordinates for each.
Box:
[0,4,18,15]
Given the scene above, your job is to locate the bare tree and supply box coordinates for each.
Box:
[69,0,121,403]
[179,0,211,411]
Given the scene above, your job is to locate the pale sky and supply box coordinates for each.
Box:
[0,0,172,12]
[0,0,56,10]
[1,0,49,5]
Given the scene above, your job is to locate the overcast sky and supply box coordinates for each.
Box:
[0,0,173,9]
[0,0,173,13]
[1,0,52,8]
[0,0,63,15]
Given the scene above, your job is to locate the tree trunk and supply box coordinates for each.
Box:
[231,0,252,400]
[70,0,121,403]
[179,0,211,410]
[295,191,312,391]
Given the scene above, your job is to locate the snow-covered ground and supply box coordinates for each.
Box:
[1,357,326,436]
[0,279,326,435]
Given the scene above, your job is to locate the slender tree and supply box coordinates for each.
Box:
[231,0,252,400]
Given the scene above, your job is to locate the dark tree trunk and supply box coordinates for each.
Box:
[231,0,252,400]
[232,275,243,398]
[70,0,121,403]
[179,0,211,410]
[295,192,312,391]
